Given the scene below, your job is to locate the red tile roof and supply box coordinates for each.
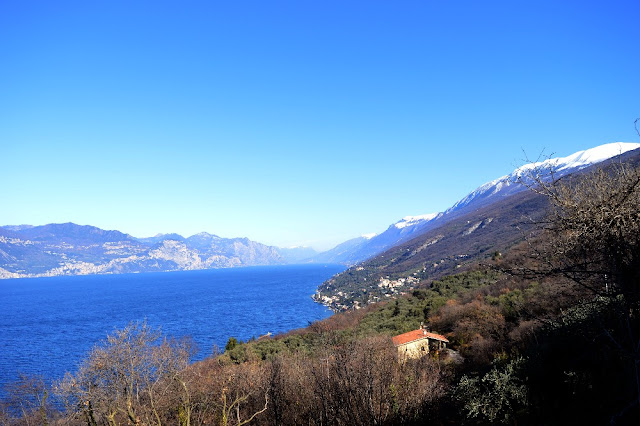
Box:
[392,329,449,346]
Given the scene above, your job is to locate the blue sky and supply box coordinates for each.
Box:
[1,0,639,250]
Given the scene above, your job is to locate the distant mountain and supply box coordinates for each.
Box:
[314,143,640,310]
[135,233,186,245]
[184,232,225,250]
[315,142,640,267]
[15,222,135,244]
[309,213,444,265]
[310,235,376,265]
[6,142,638,282]
[276,246,318,264]
[337,214,443,264]
[0,225,35,232]
[184,233,283,266]
[0,224,284,279]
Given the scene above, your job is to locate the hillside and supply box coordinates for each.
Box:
[315,189,548,310]
[316,145,640,310]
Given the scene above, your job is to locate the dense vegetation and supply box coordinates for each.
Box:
[3,160,640,424]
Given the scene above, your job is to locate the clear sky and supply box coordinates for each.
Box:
[1,0,639,251]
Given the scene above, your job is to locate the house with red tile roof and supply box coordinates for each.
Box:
[392,325,449,361]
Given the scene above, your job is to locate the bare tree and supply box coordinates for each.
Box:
[517,161,640,297]
[219,383,268,426]
[2,374,53,426]
[512,154,640,419]
[56,321,194,426]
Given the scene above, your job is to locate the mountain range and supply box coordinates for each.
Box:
[313,142,640,266]
[2,142,638,281]
[0,225,285,279]
[314,142,640,310]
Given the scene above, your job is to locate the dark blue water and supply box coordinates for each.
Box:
[0,264,343,390]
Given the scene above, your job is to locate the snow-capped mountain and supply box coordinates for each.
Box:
[447,142,640,215]
[310,214,442,265]
[316,143,640,310]
[393,213,442,229]
[317,142,640,266]
[5,143,639,277]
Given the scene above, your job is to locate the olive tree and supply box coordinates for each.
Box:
[455,357,528,424]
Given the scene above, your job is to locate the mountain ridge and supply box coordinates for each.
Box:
[4,142,638,281]
[0,223,286,279]
[314,143,640,310]
[311,142,640,267]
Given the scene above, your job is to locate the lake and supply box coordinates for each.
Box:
[0,264,343,390]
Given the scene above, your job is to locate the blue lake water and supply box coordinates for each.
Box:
[0,264,343,390]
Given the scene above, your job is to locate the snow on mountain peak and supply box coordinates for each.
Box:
[361,233,377,239]
[394,213,440,229]
[448,142,640,213]
[513,142,640,177]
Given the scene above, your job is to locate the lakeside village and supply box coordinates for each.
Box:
[314,269,421,311]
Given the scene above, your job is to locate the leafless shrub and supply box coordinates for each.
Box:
[55,321,194,425]
[1,374,54,426]
[512,155,640,415]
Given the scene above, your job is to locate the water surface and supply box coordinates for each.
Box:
[0,264,343,389]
